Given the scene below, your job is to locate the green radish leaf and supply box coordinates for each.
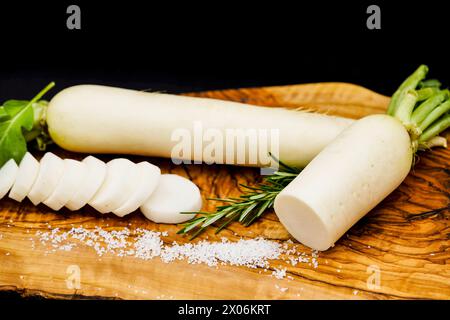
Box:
[0,82,55,168]
[0,107,9,121]
[0,100,34,167]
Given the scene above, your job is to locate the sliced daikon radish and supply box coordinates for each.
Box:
[140,174,201,224]
[43,159,86,211]
[27,152,65,206]
[89,158,138,213]
[9,153,40,202]
[0,159,19,199]
[65,156,107,211]
[113,162,161,217]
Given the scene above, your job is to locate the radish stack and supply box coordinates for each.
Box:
[0,152,202,224]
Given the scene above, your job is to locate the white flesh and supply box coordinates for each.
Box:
[140,174,201,224]
[28,152,65,206]
[0,159,19,199]
[9,153,40,202]
[274,115,412,251]
[43,159,86,211]
[47,85,353,168]
[89,158,138,213]
[65,156,107,211]
[113,162,161,217]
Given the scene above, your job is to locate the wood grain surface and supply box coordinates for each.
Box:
[0,83,449,300]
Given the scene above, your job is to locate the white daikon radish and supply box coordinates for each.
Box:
[113,161,161,217]
[65,156,106,211]
[46,85,353,168]
[274,65,450,251]
[140,174,201,224]
[43,159,86,210]
[9,152,40,202]
[275,115,412,250]
[0,159,19,199]
[27,152,65,206]
[89,158,139,213]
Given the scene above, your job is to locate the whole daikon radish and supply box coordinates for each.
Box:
[45,85,353,168]
[274,65,450,251]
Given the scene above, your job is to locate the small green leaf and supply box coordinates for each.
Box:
[0,101,34,166]
[0,82,55,167]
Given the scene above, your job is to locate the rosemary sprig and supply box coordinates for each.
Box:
[177,156,301,239]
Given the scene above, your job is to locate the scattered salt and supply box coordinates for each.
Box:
[272,267,287,279]
[33,226,320,275]
[275,284,288,292]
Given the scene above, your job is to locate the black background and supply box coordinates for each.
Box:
[0,0,449,102]
[0,0,450,304]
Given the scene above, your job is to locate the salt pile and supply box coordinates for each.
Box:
[34,226,319,272]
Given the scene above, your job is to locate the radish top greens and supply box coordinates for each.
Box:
[0,82,54,167]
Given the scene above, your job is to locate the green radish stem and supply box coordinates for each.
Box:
[389,65,450,151]
[387,65,428,116]
[410,91,447,125]
[419,100,450,131]
[393,90,418,125]
[419,114,450,144]
[419,79,442,89]
[416,87,440,101]
[25,84,54,151]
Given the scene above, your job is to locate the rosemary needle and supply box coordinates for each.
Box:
[177,157,301,239]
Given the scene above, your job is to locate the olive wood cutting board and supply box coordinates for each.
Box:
[0,83,449,300]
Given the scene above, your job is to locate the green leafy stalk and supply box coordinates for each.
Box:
[0,82,55,167]
[389,66,450,150]
[178,157,301,239]
[416,87,440,101]
[419,114,450,144]
[411,90,447,125]
[387,65,429,116]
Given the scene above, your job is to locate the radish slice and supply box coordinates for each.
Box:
[0,159,19,199]
[140,174,201,224]
[43,159,86,211]
[65,156,107,211]
[27,152,65,206]
[89,158,139,213]
[9,153,40,202]
[113,162,161,217]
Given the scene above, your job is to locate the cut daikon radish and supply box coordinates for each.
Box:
[65,156,107,211]
[9,152,40,202]
[0,159,19,199]
[89,158,138,213]
[274,115,412,251]
[43,159,86,211]
[113,162,161,217]
[27,152,65,206]
[140,174,201,224]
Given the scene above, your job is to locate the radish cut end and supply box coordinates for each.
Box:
[274,193,333,251]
